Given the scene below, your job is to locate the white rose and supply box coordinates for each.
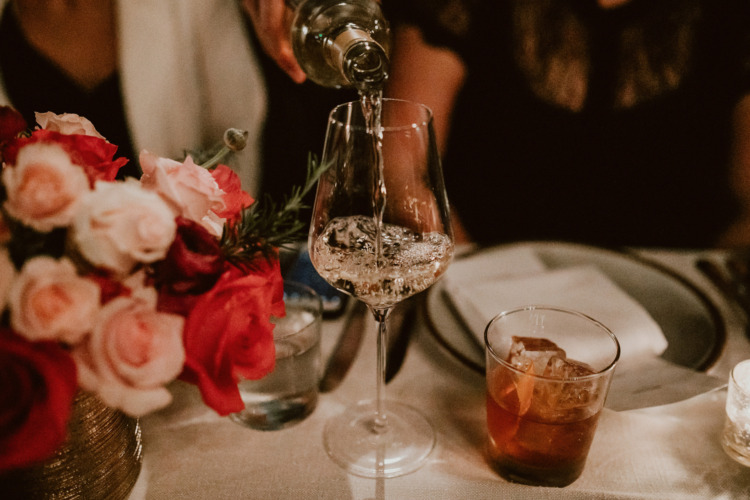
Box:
[2,142,90,232]
[72,179,177,275]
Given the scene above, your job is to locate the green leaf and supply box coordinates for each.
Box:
[220,153,329,265]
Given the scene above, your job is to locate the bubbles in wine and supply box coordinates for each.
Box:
[312,215,453,308]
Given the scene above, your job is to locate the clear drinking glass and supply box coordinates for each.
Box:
[230,281,323,431]
[722,359,750,466]
[308,98,454,477]
[485,306,620,486]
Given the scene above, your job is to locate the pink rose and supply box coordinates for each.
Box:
[72,289,185,417]
[179,257,284,415]
[0,328,78,471]
[8,257,100,345]
[139,151,227,237]
[2,142,90,232]
[72,179,177,275]
[35,111,105,139]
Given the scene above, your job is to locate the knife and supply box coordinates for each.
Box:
[319,300,369,392]
[384,295,420,383]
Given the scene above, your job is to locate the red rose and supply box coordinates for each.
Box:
[153,218,225,315]
[179,256,285,415]
[210,164,254,222]
[0,106,26,144]
[0,328,77,471]
[87,272,132,304]
[3,130,128,185]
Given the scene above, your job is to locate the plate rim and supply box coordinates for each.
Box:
[424,241,727,375]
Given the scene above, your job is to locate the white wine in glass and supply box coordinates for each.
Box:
[309,98,454,478]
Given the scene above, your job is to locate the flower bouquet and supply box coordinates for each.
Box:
[0,107,324,471]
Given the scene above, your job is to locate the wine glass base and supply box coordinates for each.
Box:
[323,399,436,478]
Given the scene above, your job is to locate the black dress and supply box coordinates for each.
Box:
[0,3,140,179]
[384,0,750,248]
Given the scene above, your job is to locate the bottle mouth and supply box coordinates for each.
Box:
[342,40,390,90]
[329,26,390,90]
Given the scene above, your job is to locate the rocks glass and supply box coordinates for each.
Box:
[484,305,620,486]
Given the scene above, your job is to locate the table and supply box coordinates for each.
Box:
[130,249,750,499]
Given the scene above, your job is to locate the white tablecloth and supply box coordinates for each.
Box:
[130,249,750,499]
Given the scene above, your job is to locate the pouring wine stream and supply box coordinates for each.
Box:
[362,88,390,434]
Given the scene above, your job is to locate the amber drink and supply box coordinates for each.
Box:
[484,306,620,486]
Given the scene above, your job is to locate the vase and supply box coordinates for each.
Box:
[0,391,143,500]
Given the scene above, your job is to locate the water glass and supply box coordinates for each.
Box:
[484,306,620,486]
[230,281,323,431]
[722,359,750,466]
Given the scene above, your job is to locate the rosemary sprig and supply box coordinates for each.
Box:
[220,153,329,265]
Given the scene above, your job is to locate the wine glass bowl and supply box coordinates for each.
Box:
[310,99,453,310]
[309,98,454,477]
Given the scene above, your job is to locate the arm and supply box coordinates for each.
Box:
[385,25,473,243]
[241,0,306,83]
[385,25,465,155]
[718,94,750,247]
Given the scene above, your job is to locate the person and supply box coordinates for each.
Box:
[245,0,750,249]
[242,0,307,85]
[241,0,357,213]
[0,0,267,193]
[383,0,750,249]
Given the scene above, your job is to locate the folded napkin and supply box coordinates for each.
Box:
[443,263,669,365]
[442,246,548,287]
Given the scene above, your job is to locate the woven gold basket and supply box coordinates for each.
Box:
[0,391,143,500]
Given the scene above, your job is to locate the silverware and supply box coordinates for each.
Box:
[725,254,750,298]
[696,257,750,332]
[385,295,420,383]
[319,300,369,392]
[318,293,423,390]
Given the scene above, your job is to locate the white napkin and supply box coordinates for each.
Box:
[443,264,669,365]
[442,245,548,287]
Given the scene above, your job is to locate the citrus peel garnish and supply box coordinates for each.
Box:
[514,361,535,416]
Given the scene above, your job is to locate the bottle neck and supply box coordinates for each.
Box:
[286,0,391,89]
[332,30,389,89]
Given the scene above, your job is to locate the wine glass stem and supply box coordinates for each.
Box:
[372,307,390,433]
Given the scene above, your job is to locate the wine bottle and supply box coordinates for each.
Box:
[286,0,390,90]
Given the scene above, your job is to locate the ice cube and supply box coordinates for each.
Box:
[543,355,596,379]
[506,336,566,374]
[535,356,599,416]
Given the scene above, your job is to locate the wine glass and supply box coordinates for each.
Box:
[308,98,454,478]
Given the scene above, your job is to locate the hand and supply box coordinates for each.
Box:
[242,0,307,83]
